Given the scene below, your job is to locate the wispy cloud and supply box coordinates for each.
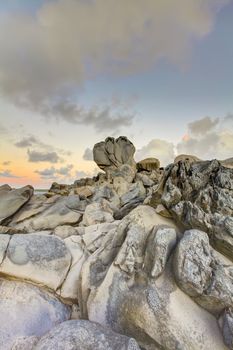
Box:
[83,148,93,161]
[0,0,229,129]
[28,150,61,163]
[0,169,22,178]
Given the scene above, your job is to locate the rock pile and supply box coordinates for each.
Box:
[0,136,232,350]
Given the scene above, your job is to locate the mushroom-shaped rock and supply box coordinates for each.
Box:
[93,136,136,172]
[174,154,201,163]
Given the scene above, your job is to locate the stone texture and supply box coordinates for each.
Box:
[0,279,70,350]
[174,154,201,163]
[34,320,140,350]
[137,157,160,171]
[0,185,33,224]
[0,233,71,291]
[10,195,84,231]
[150,159,233,260]
[219,309,233,349]
[174,229,233,315]
[79,206,226,350]
[82,199,114,226]
[93,136,136,172]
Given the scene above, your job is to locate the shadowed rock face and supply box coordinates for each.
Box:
[0,185,34,225]
[93,136,136,172]
[149,159,233,260]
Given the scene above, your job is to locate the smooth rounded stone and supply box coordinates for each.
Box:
[174,154,201,163]
[74,185,94,198]
[0,233,72,291]
[219,309,233,349]
[58,235,88,301]
[137,157,160,172]
[54,225,80,239]
[0,279,70,350]
[93,136,136,172]
[0,185,34,224]
[82,199,114,226]
[173,229,212,297]
[79,207,225,350]
[174,229,233,315]
[11,195,83,232]
[34,320,140,350]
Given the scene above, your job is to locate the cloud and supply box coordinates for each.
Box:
[15,136,38,148]
[0,0,229,129]
[57,164,73,175]
[177,115,233,160]
[0,169,21,178]
[83,148,93,161]
[35,164,74,180]
[28,150,61,163]
[2,161,11,166]
[136,139,175,166]
[35,167,56,178]
[188,116,219,136]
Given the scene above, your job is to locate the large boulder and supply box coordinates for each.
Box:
[137,157,160,171]
[0,279,70,350]
[10,195,85,232]
[149,159,233,260]
[79,206,226,350]
[0,233,71,292]
[34,320,140,350]
[174,229,233,315]
[93,136,136,173]
[174,154,201,163]
[0,185,33,224]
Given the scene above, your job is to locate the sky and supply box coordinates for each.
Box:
[0,0,232,188]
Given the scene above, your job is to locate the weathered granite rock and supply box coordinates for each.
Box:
[0,279,70,350]
[59,235,88,301]
[0,185,34,224]
[150,159,233,260]
[137,157,160,171]
[10,195,85,231]
[221,157,233,169]
[174,229,233,315]
[11,336,39,350]
[219,309,233,349]
[82,199,114,226]
[0,233,71,291]
[79,206,226,350]
[93,136,136,172]
[34,320,140,350]
[174,154,201,163]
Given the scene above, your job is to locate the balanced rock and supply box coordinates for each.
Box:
[93,136,136,172]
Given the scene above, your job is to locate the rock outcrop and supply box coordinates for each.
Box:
[0,136,232,349]
[93,136,136,172]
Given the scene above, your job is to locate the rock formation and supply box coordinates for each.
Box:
[0,137,232,349]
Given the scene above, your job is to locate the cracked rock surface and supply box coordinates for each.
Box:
[0,137,232,349]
